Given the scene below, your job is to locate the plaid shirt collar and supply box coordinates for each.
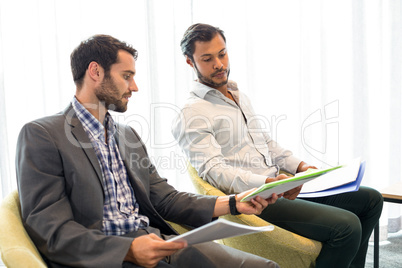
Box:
[72,97,117,141]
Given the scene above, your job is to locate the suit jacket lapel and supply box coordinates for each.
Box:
[63,104,104,188]
[115,127,161,218]
[115,126,149,197]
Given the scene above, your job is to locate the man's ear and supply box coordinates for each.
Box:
[87,61,103,81]
[185,56,194,68]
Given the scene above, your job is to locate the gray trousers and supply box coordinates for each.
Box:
[122,227,279,268]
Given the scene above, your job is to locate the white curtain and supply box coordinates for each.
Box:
[0,0,401,238]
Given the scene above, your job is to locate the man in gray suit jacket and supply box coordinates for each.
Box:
[15,35,280,268]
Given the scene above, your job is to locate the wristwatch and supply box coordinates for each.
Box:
[229,194,241,215]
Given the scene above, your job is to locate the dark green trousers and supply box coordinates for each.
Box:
[259,186,383,268]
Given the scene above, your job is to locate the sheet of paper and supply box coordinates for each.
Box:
[300,157,361,193]
[167,219,273,245]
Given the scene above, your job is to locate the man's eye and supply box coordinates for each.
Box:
[124,75,130,80]
[203,58,211,62]
[219,53,226,58]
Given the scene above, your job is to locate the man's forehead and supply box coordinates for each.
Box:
[113,50,136,70]
[194,34,226,56]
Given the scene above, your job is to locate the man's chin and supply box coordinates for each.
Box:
[212,79,229,88]
[212,73,229,87]
[201,78,228,89]
[107,104,128,113]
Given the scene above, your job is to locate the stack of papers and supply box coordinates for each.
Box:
[241,158,364,201]
[167,219,273,245]
[299,158,365,198]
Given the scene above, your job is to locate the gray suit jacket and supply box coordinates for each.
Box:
[16,104,217,268]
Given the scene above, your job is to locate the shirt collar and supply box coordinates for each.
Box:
[191,80,239,100]
[72,96,116,140]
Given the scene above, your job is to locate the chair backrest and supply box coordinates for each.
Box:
[187,164,226,197]
[0,190,47,268]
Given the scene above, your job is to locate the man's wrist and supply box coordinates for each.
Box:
[229,194,241,215]
[296,161,306,173]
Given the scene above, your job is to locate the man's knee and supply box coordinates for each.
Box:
[366,187,384,213]
[331,212,362,248]
[172,242,279,267]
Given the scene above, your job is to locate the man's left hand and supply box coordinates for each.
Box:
[283,161,318,200]
[297,161,318,173]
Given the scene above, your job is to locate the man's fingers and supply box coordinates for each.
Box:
[160,241,187,250]
[128,234,187,267]
[250,196,272,214]
[277,174,289,180]
[284,186,302,200]
[148,233,165,241]
[268,193,279,204]
[148,233,187,250]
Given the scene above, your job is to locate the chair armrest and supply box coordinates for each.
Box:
[0,190,47,268]
[166,221,193,235]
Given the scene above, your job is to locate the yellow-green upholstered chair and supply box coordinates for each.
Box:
[187,164,322,268]
[0,190,192,268]
[0,190,47,268]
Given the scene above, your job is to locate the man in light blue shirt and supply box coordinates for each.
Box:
[172,23,383,268]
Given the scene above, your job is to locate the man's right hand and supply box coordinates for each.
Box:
[124,234,187,268]
[265,174,289,184]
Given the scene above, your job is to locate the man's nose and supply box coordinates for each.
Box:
[213,58,224,69]
[130,78,138,92]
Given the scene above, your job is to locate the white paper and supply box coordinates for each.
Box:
[301,158,361,193]
[167,219,274,245]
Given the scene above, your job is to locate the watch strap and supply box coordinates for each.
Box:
[229,194,241,215]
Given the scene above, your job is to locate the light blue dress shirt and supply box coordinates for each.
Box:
[172,81,301,194]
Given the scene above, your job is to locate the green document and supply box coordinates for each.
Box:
[241,165,342,202]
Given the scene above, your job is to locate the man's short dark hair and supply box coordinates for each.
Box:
[70,34,137,88]
[180,23,226,62]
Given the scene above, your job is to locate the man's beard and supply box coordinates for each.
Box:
[95,75,128,113]
[194,63,230,89]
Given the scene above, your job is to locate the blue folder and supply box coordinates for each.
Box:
[298,161,366,198]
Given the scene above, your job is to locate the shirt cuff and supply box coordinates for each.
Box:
[248,174,270,188]
[282,155,303,175]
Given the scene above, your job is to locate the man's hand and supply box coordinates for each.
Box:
[235,188,279,215]
[279,161,317,200]
[265,174,289,184]
[269,173,301,200]
[297,161,318,173]
[265,172,312,201]
[283,185,303,200]
[124,234,187,268]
